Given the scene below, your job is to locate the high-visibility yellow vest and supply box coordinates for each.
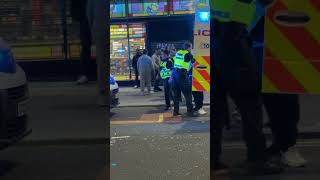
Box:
[174,50,191,70]
[160,60,172,79]
[212,0,256,28]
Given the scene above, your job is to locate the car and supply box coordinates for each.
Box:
[0,38,32,150]
[110,74,119,108]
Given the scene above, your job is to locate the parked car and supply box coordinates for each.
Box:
[110,74,119,108]
[0,38,31,150]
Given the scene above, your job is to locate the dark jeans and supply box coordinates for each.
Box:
[193,91,204,111]
[263,93,299,154]
[154,69,160,89]
[134,66,139,87]
[172,69,193,113]
[164,78,173,107]
[211,22,266,164]
[79,16,92,76]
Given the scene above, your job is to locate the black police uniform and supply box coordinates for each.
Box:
[172,52,195,115]
[160,57,174,108]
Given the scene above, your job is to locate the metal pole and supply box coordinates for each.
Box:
[60,0,68,61]
[125,0,131,80]
[167,0,170,16]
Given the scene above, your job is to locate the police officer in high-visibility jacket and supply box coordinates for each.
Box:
[171,42,196,117]
[211,0,282,175]
[160,49,174,110]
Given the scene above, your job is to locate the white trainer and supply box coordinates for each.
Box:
[197,108,207,115]
[281,146,307,167]
[76,75,89,85]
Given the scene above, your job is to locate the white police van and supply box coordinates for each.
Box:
[110,74,119,108]
[0,38,31,150]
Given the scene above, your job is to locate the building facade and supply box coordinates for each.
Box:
[0,0,209,81]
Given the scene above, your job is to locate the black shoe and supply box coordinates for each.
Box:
[155,87,162,91]
[164,106,171,111]
[186,111,198,117]
[213,162,229,175]
[173,112,182,116]
[247,160,284,175]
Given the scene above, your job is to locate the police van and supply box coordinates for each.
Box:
[110,74,119,108]
[0,38,31,150]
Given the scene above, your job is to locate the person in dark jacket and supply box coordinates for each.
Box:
[71,0,92,85]
[132,48,142,88]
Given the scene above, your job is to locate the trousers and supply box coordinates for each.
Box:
[211,22,266,164]
[164,78,173,107]
[263,93,299,154]
[172,69,193,113]
[193,91,204,111]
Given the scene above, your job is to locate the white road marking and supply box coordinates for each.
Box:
[111,136,130,139]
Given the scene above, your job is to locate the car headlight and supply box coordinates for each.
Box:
[0,48,16,73]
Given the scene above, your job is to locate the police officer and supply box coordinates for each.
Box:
[160,49,174,110]
[211,0,282,175]
[172,42,196,117]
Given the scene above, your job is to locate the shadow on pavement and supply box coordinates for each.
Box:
[0,160,17,177]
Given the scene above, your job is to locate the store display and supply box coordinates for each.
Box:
[110,0,126,18]
[170,0,209,14]
[110,23,146,80]
[128,0,168,17]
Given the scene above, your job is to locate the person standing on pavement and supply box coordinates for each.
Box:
[188,61,207,115]
[137,49,154,95]
[152,48,162,92]
[171,42,196,117]
[249,0,307,168]
[132,48,142,88]
[86,0,108,106]
[211,0,283,175]
[263,94,307,167]
[160,49,174,110]
[71,0,91,85]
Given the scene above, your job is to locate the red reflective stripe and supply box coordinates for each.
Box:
[192,79,205,91]
[197,69,210,81]
[203,56,210,65]
[310,0,320,11]
[268,1,320,72]
[264,49,306,93]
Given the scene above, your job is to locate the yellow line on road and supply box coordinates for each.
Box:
[111,120,160,125]
[158,114,164,123]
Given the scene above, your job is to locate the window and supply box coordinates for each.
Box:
[170,0,209,15]
[110,0,126,18]
[128,0,168,17]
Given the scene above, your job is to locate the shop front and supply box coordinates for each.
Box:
[110,23,146,81]
[0,0,209,82]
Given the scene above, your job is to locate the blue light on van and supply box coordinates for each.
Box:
[198,11,210,22]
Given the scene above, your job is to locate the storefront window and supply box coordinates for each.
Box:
[169,0,209,14]
[0,0,64,61]
[110,0,126,18]
[110,23,146,81]
[128,0,168,17]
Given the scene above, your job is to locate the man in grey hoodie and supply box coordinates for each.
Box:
[137,49,154,95]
